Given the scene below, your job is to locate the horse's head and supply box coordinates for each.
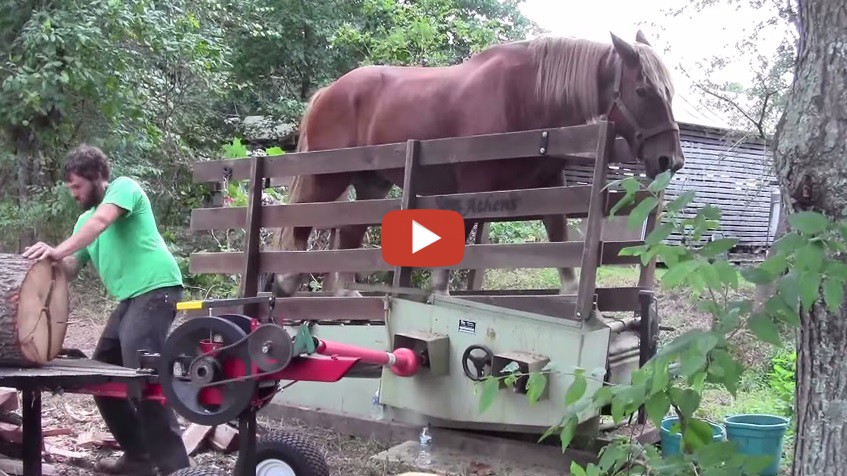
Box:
[607,31,684,178]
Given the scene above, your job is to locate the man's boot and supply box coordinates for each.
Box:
[94,453,157,475]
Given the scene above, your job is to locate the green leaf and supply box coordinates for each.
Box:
[645,222,674,246]
[608,192,635,217]
[621,176,640,194]
[500,361,520,374]
[592,386,614,407]
[565,370,587,405]
[759,252,789,276]
[680,349,708,378]
[683,418,717,452]
[597,444,624,472]
[713,260,739,289]
[666,190,696,214]
[648,170,672,193]
[799,270,822,312]
[710,350,743,396]
[670,387,701,418]
[743,455,777,474]
[645,392,671,428]
[628,196,659,230]
[694,441,737,467]
[700,205,722,221]
[526,372,548,405]
[478,378,500,414]
[773,231,807,254]
[700,238,737,258]
[747,314,782,346]
[618,244,649,256]
[778,271,801,308]
[661,259,701,288]
[789,210,829,235]
[766,295,800,326]
[559,415,578,449]
[651,360,671,394]
[823,277,845,313]
[825,261,847,280]
[569,462,587,476]
[740,266,776,285]
[797,242,825,272]
[700,263,723,291]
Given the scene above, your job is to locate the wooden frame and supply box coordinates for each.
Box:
[186,123,660,323]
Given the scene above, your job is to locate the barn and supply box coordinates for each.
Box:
[560,93,781,261]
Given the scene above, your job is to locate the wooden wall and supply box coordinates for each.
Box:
[562,123,779,252]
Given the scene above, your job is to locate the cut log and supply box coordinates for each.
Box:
[0,255,69,367]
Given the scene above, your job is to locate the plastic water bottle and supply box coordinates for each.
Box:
[415,424,432,467]
[370,390,384,421]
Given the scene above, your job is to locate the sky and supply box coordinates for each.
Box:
[517,0,794,126]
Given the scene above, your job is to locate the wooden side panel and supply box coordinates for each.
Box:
[189,241,643,275]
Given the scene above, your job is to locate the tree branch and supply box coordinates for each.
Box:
[694,83,767,139]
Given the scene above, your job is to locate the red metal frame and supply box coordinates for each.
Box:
[66,333,420,403]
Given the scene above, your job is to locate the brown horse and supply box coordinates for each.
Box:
[270,31,683,298]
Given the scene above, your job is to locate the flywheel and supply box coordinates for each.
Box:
[159,316,257,426]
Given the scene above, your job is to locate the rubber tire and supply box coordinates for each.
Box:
[167,466,228,476]
[255,430,330,476]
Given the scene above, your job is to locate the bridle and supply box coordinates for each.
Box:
[602,60,679,160]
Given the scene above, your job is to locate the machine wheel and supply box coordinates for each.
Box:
[167,466,228,476]
[255,430,330,476]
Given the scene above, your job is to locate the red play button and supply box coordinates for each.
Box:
[381,210,465,267]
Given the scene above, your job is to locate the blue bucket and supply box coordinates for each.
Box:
[724,414,790,476]
[660,416,725,457]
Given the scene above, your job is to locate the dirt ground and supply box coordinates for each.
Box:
[5,288,415,476]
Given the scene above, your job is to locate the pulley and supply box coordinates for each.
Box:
[159,316,257,426]
[247,324,294,372]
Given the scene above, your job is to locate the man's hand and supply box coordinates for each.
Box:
[22,242,63,261]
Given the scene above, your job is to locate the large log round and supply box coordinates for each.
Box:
[0,254,69,367]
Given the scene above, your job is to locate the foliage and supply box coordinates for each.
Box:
[767,349,796,417]
[473,168,839,474]
[333,0,539,67]
[0,0,233,251]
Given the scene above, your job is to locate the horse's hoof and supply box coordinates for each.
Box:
[336,289,363,298]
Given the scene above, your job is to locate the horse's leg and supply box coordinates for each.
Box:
[542,172,579,294]
[429,219,475,295]
[272,172,353,297]
[330,172,394,297]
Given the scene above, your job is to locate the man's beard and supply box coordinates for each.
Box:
[81,184,104,210]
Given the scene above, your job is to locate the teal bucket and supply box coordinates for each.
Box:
[724,414,790,476]
[660,417,725,457]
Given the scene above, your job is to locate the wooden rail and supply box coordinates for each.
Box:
[185,122,660,322]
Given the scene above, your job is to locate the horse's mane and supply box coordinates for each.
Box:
[523,36,675,122]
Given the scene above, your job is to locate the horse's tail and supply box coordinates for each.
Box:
[268,87,329,296]
[294,86,328,153]
[285,86,327,204]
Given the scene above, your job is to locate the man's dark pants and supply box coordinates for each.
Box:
[92,285,190,474]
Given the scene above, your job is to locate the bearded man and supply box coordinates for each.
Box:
[22,144,190,475]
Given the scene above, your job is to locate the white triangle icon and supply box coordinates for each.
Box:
[412,220,441,254]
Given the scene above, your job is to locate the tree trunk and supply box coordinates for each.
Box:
[771,0,847,474]
[0,254,69,366]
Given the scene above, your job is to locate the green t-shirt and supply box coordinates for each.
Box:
[72,176,183,301]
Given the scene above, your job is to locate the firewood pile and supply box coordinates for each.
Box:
[0,387,244,475]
